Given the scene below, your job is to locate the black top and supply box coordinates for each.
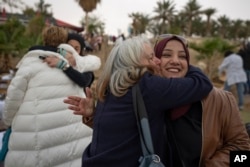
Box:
[167,101,202,167]
[238,47,250,70]
[64,67,94,88]
[29,45,57,52]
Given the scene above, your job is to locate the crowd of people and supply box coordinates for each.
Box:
[0,25,250,167]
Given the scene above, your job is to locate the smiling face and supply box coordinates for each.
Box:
[160,39,188,78]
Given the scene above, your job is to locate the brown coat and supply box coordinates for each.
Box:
[200,87,250,167]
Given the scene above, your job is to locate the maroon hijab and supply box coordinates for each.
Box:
[154,36,191,120]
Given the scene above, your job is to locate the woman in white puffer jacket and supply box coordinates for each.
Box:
[3,26,101,167]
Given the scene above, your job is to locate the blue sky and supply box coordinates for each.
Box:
[3,0,250,36]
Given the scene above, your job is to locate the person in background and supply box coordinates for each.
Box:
[238,42,250,94]
[67,33,86,55]
[65,34,250,167]
[96,35,103,51]
[115,34,126,44]
[42,32,100,90]
[2,25,96,167]
[218,50,247,111]
[64,35,213,166]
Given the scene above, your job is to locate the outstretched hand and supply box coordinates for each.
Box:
[63,87,95,117]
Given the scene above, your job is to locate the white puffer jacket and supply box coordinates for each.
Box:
[3,45,100,167]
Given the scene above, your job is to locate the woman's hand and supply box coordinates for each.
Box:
[43,56,60,68]
[63,87,95,117]
[58,48,76,66]
[43,51,76,68]
[64,52,76,67]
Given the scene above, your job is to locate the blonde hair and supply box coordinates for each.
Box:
[42,25,68,47]
[96,35,151,101]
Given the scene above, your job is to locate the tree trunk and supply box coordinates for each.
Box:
[85,12,89,34]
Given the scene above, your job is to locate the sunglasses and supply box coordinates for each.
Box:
[155,34,188,47]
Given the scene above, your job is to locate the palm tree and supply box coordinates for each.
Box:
[210,21,219,37]
[170,14,186,35]
[76,0,101,34]
[152,0,176,35]
[129,12,150,35]
[202,8,216,37]
[217,15,230,38]
[244,20,250,40]
[229,19,244,40]
[180,0,202,36]
[35,0,52,16]
[137,14,151,35]
[129,12,141,35]
[24,14,44,44]
[80,15,105,35]
[191,16,205,36]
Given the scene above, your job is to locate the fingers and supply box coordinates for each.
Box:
[68,105,86,116]
[68,106,84,116]
[67,96,82,101]
[64,96,85,114]
[43,56,61,67]
[73,110,84,115]
[64,99,79,106]
[63,96,81,104]
[64,96,90,116]
[68,105,80,111]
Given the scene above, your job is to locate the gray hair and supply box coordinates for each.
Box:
[96,35,151,100]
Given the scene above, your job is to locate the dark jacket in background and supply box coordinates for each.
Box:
[238,44,250,70]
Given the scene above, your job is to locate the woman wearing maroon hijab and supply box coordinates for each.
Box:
[154,34,250,167]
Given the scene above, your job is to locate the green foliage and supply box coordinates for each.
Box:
[125,0,250,39]
[129,12,151,35]
[0,16,43,57]
[25,15,45,39]
[0,18,26,54]
[189,37,237,79]
[189,37,235,60]
[82,15,105,35]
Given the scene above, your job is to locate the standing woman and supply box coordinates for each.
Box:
[153,35,250,167]
[3,26,95,167]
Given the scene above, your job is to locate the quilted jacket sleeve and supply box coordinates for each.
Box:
[3,67,30,126]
